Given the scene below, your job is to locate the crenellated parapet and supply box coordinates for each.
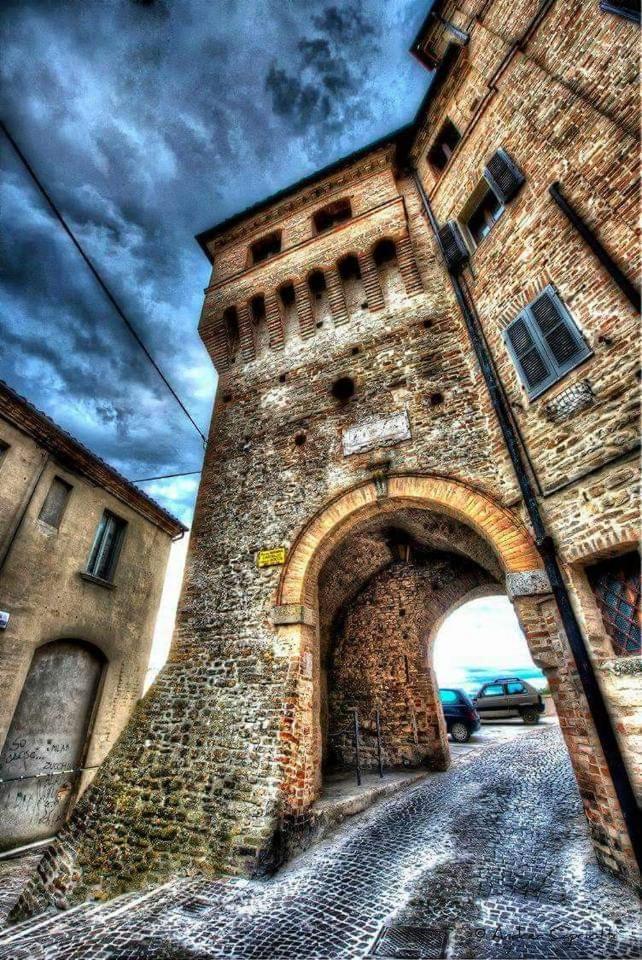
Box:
[199,194,425,373]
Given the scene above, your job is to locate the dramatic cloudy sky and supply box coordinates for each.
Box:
[1,0,434,525]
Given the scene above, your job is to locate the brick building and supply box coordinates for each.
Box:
[12,0,640,917]
[0,381,185,851]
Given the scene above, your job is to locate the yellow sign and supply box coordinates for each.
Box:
[257,547,287,568]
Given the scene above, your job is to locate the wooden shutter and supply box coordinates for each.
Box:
[484,149,525,204]
[504,313,555,396]
[437,220,469,272]
[528,287,591,375]
[504,286,591,398]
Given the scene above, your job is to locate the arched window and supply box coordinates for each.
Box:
[373,238,403,302]
[0,640,105,848]
[338,254,366,313]
[250,230,282,265]
[250,294,270,356]
[223,306,240,361]
[313,199,352,234]
[308,270,332,329]
[278,283,299,343]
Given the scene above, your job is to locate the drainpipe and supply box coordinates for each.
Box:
[549,182,641,312]
[411,169,642,874]
[0,451,49,574]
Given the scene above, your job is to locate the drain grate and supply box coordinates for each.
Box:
[369,925,448,959]
[178,896,217,917]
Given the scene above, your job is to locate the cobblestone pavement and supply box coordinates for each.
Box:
[0,725,640,959]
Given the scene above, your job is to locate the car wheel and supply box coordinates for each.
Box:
[521,708,540,725]
[450,721,471,743]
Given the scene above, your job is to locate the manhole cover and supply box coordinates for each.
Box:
[369,925,448,959]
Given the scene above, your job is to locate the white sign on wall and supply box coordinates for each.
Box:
[342,409,411,457]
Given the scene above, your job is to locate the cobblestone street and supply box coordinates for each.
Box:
[0,724,640,959]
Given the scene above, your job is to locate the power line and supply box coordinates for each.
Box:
[133,470,202,483]
[0,119,208,446]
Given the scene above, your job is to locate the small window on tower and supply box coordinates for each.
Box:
[250,230,282,265]
[427,119,461,173]
[313,199,352,234]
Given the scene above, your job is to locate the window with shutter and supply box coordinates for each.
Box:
[483,149,525,204]
[438,220,469,272]
[503,286,592,399]
[38,477,72,529]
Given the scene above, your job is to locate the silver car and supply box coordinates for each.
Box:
[473,677,545,724]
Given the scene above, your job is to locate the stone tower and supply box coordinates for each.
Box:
[14,0,641,916]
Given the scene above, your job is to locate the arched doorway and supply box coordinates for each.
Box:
[272,475,633,877]
[0,639,105,850]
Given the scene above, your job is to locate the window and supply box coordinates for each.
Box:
[481,684,504,697]
[0,440,8,467]
[250,230,281,265]
[38,477,72,529]
[427,119,461,173]
[86,510,126,582]
[599,1,641,23]
[503,286,592,399]
[506,682,526,695]
[463,183,504,246]
[223,306,240,359]
[313,199,352,234]
[588,552,641,657]
[439,689,459,704]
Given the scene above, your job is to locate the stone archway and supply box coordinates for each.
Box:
[271,475,636,883]
[272,474,550,815]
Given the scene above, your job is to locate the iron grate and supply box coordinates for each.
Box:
[369,925,448,959]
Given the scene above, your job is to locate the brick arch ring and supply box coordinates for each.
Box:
[276,473,544,612]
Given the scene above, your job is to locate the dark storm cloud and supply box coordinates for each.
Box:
[1,0,430,522]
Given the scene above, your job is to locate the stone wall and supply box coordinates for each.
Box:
[326,558,493,773]
[11,0,641,916]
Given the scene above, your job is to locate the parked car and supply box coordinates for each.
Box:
[473,677,545,724]
[439,688,481,743]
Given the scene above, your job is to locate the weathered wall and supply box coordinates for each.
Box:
[411,0,641,852]
[326,559,490,772]
[0,411,175,846]
[11,0,641,914]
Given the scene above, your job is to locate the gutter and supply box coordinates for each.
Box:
[411,169,642,875]
[549,182,641,312]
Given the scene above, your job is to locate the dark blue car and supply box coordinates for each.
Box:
[439,688,481,743]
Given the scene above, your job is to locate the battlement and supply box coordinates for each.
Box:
[197,146,426,374]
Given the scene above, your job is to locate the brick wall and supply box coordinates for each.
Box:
[12,0,641,916]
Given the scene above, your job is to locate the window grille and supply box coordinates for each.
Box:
[38,477,72,529]
[588,552,641,657]
[86,510,126,582]
[503,286,592,398]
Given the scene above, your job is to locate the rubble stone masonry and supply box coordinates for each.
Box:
[11,0,641,920]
